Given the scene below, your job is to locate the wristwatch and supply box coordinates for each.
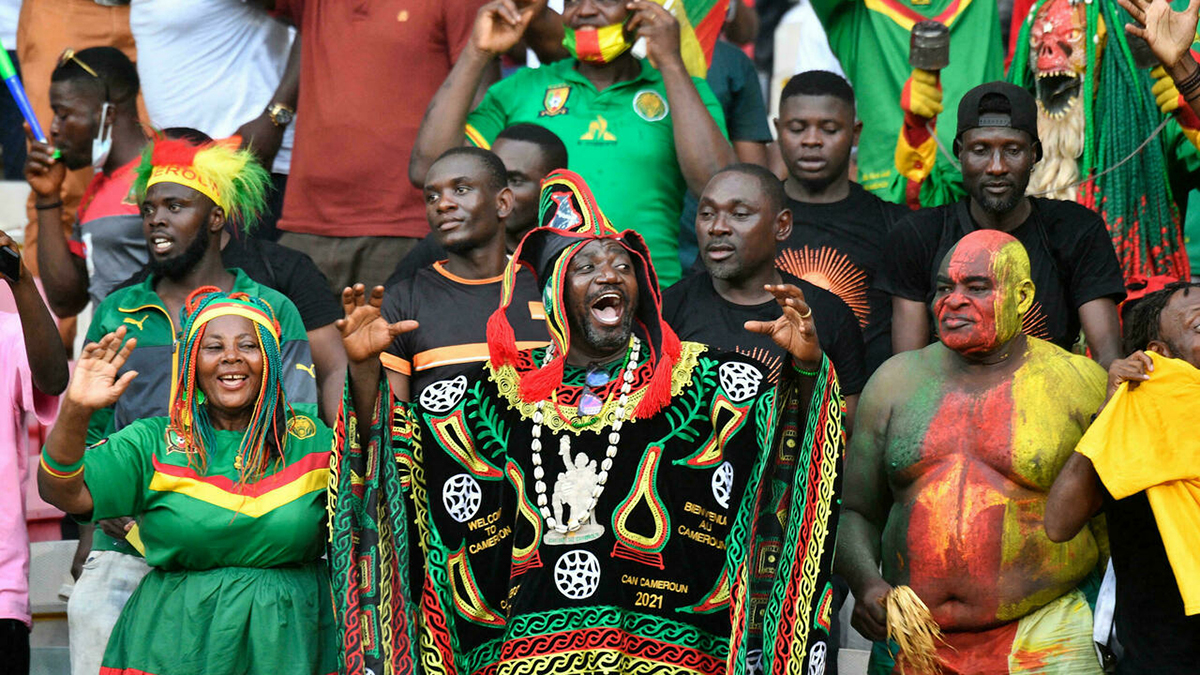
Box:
[266,103,295,128]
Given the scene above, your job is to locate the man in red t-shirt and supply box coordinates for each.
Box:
[268,0,497,291]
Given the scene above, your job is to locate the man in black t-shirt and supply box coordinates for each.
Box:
[773,71,908,375]
[381,147,546,402]
[385,124,568,287]
[877,82,1125,367]
[664,163,866,429]
[1046,282,1200,674]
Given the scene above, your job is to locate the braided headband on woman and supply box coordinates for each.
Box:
[169,286,288,483]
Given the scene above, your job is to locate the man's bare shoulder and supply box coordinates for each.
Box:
[1021,338,1107,404]
[865,344,942,392]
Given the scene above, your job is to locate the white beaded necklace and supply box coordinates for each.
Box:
[531,336,640,533]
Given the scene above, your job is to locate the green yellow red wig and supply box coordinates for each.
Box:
[132,135,270,231]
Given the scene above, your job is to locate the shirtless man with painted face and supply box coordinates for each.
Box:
[840,229,1108,675]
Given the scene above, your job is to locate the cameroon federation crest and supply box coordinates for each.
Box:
[540,84,571,117]
[287,414,317,440]
[632,89,669,122]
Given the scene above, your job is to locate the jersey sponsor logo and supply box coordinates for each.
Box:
[540,84,572,117]
[776,246,870,328]
[632,89,669,122]
[287,414,317,440]
[296,363,317,379]
[579,115,617,143]
[123,314,149,331]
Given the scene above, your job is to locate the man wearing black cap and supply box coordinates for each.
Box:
[332,169,843,674]
[877,81,1126,368]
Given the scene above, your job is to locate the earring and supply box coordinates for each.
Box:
[197,390,207,405]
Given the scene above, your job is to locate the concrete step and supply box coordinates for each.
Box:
[839,648,871,674]
[30,646,69,675]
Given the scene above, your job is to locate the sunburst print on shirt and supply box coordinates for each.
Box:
[776,246,869,328]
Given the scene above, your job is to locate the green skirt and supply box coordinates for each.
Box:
[99,561,337,675]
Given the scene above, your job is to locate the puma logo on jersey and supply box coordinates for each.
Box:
[123,315,148,331]
[296,363,316,379]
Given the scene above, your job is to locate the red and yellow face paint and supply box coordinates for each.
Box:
[933,230,1034,356]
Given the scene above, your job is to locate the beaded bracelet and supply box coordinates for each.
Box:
[792,351,827,377]
[1176,62,1200,100]
[40,452,84,479]
[793,362,821,377]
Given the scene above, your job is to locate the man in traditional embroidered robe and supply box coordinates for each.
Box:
[329,169,844,675]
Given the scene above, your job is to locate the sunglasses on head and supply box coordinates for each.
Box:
[58,48,98,78]
[58,48,114,103]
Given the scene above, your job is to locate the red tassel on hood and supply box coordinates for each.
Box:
[519,355,565,404]
[635,351,676,419]
[486,306,518,368]
[662,323,681,361]
[632,322,682,418]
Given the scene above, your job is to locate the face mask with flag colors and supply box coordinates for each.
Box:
[562,22,632,64]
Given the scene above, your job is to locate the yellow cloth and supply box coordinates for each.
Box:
[1076,351,1200,615]
[895,129,937,183]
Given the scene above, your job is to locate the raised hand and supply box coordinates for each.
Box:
[1119,0,1200,69]
[0,229,29,284]
[626,0,683,70]
[68,327,139,412]
[743,284,823,370]
[472,0,540,56]
[23,123,65,201]
[336,284,418,365]
[1105,349,1154,400]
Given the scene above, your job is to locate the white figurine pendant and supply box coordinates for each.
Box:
[544,435,605,545]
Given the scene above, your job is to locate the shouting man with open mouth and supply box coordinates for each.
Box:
[329,169,845,675]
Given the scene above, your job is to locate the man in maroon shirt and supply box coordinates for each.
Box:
[266,0,499,291]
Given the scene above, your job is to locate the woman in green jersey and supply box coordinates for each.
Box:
[39,289,339,675]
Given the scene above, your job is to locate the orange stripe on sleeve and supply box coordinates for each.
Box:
[412,341,548,372]
[381,352,412,375]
